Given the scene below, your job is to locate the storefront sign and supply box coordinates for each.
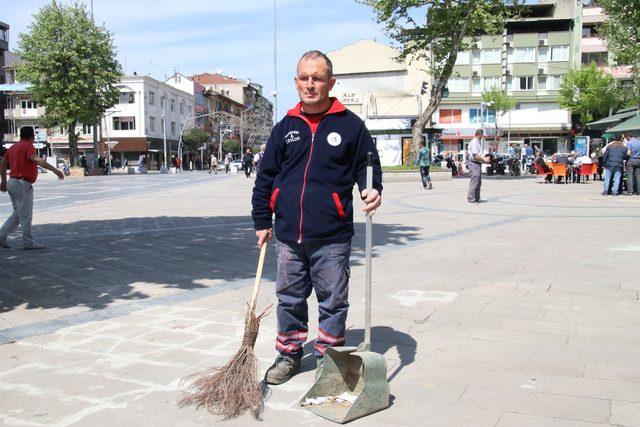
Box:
[574,136,590,156]
[337,91,362,104]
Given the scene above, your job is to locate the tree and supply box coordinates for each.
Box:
[481,88,516,142]
[223,139,240,155]
[559,63,621,128]
[359,0,523,155]
[16,1,121,167]
[182,127,210,153]
[597,0,640,107]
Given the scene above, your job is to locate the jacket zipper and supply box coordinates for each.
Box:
[298,133,315,243]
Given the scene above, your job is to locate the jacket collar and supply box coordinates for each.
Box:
[286,97,346,118]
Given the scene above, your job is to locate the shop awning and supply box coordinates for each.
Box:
[605,114,640,133]
[588,109,638,130]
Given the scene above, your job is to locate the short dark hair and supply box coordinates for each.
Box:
[475,129,484,137]
[298,50,333,78]
[20,126,35,140]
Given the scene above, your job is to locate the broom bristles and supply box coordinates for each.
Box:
[178,306,271,420]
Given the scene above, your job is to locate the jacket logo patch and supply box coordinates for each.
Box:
[327,132,342,146]
[285,130,301,144]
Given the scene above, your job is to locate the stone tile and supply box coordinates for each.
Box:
[584,363,640,383]
[497,412,609,427]
[610,400,640,427]
[458,386,610,423]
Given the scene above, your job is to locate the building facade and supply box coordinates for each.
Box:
[0,21,10,147]
[101,75,194,169]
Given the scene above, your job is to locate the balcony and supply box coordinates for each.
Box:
[3,106,46,120]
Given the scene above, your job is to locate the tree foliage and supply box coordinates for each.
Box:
[16,1,121,166]
[359,0,523,154]
[481,88,516,135]
[223,139,240,154]
[597,0,640,106]
[559,63,621,127]
[182,127,210,152]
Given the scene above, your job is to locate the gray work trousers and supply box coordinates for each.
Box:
[0,178,35,246]
[627,158,640,194]
[467,161,482,202]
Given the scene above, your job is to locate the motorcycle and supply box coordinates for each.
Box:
[506,156,521,176]
[486,153,507,176]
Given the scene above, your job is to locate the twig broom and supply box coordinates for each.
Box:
[179,243,270,420]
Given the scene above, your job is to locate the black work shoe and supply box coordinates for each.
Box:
[315,357,324,381]
[264,355,301,385]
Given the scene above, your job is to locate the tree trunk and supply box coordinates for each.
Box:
[68,120,78,167]
[411,5,476,158]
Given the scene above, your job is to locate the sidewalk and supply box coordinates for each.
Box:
[1,174,639,426]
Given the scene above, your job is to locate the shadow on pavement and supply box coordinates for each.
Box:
[299,326,417,383]
[0,216,421,317]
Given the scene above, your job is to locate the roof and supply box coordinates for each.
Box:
[605,114,640,133]
[328,39,406,75]
[2,51,23,69]
[191,73,245,85]
[588,109,639,129]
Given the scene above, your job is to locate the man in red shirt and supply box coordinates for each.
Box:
[0,126,64,250]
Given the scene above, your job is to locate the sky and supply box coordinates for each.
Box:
[2,0,390,119]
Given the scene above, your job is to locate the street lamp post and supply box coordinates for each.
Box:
[176,111,234,171]
[177,112,192,171]
[480,101,493,154]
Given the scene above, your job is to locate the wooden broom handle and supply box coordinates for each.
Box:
[248,242,268,313]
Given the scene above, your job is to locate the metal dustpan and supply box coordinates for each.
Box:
[300,153,390,424]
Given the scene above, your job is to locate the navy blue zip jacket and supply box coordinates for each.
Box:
[252,98,383,244]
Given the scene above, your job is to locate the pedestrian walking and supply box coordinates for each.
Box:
[251,50,382,385]
[242,149,253,178]
[603,136,626,196]
[0,126,64,250]
[626,135,640,195]
[137,154,145,173]
[467,129,490,203]
[253,144,266,175]
[209,154,218,174]
[418,140,432,189]
[224,152,231,173]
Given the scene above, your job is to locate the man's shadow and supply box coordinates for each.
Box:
[299,325,416,383]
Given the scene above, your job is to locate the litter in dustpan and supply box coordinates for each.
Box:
[301,392,358,407]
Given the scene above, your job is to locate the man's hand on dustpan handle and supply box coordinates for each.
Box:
[361,152,381,217]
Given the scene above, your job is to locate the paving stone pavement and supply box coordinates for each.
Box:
[1,172,640,426]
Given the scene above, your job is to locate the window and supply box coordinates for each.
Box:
[506,48,514,64]
[514,47,535,63]
[551,46,569,61]
[455,51,470,65]
[538,76,547,90]
[484,77,500,91]
[582,26,597,38]
[180,102,184,114]
[118,92,135,104]
[518,76,534,90]
[113,116,135,130]
[472,50,481,65]
[171,121,176,134]
[439,109,462,124]
[469,108,495,124]
[149,116,156,131]
[20,100,37,109]
[448,77,469,92]
[547,75,562,90]
[538,47,548,63]
[81,124,92,134]
[188,105,192,114]
[148,91,155,105]
[581,51,608,66]
[472,77,481,93]
[483,49,501,64]
[170,98,175,112]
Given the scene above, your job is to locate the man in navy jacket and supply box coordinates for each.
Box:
[252,50,382,384]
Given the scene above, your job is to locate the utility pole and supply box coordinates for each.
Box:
[90,0,99,167]
[273,0,278,123]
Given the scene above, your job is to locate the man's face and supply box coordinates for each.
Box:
[294,57,336,110]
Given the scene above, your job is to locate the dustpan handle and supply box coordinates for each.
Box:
[364,152,373,350]
[249,242,268,313]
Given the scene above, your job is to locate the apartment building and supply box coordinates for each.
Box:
[435,0,581,157]
[328,39,431,166]
[0,21,11,146]
[101,75,194,169]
